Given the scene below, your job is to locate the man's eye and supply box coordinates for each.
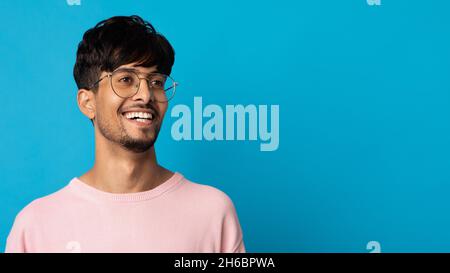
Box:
[119,76,132,83]
[151,80,164,88]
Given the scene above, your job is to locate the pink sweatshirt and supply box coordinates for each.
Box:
[5,172,245,253]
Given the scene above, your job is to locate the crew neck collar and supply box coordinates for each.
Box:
[68,172,184,202]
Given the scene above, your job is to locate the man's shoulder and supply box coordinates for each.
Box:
[179,175,237,211]
[13,181,73,222]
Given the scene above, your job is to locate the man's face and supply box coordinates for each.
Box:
[93,63,168,153]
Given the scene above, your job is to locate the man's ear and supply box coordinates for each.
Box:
[77,89,96,121]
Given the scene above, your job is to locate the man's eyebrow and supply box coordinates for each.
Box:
[120,67,160,77]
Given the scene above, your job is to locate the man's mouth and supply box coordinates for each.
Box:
[121,111,155,127]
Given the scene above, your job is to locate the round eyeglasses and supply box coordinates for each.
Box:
[88,68,178,102]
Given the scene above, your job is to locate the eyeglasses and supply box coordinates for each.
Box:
[88,68,178,102]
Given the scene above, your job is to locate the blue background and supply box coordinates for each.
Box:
[1,0,450,252]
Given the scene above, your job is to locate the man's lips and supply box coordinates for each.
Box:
[121,108,156,116]
[121,114,154,128]
[120,108,157,128]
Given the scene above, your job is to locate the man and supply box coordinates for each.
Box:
[5,15,245,253]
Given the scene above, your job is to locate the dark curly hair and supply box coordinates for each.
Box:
[73,15,175,91]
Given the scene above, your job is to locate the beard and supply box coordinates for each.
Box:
[96,113,162,153]
[119,132,159,153]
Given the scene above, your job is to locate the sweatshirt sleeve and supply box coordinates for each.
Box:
[219,195,246,253]
[5,204,35,253]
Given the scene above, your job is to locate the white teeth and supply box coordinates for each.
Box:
[124,112,153,119]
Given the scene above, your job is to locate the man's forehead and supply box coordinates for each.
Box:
[118,63,159,73]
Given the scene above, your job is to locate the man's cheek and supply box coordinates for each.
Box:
[158,105,168,120]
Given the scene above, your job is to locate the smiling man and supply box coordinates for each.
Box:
[5,15,245,253]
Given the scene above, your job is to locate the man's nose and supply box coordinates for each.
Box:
[133,79,155,102]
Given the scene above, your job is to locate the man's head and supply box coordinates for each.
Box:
[74,15,175,153]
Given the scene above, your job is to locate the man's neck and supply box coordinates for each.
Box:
[79,140,173,194]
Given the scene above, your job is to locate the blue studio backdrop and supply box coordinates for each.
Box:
[2,0,450,252]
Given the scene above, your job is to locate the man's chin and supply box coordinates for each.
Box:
[118,121,161,152]
[120,136,157,153]
[122,141,155,153]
